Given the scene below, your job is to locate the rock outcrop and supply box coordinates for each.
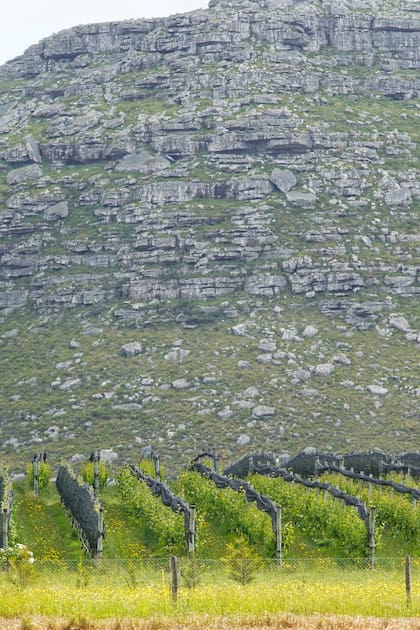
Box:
[0,0,418,316]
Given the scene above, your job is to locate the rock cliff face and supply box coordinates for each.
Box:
[0,0,418,467]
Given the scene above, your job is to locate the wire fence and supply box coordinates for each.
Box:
[22,556,420,586]
[1,557,418,618]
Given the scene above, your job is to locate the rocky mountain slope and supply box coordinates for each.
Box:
[0,0,418,470]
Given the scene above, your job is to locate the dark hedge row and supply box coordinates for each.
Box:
[56,464,101,553]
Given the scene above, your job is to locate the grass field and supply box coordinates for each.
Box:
[0,561,418,621]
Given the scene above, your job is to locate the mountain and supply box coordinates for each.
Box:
[0,0,418,470]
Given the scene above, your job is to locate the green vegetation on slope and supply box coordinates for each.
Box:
[13,481,83,563]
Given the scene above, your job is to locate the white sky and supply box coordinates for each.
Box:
[0,0,208,66]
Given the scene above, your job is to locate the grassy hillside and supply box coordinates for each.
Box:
[1,293,418,472]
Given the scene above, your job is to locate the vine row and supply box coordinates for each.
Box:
[189,457,279,533]
[0,468,13,549]
[128,463,196,554]
[250,461,369,522]
[315,460,420,502]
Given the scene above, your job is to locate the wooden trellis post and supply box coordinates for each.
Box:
[368,506,376,569]
[2,508,8,550]
[275,504,283,566]
[93,451,100,496]
[214,452,220,473]
[33,456,39,496]
[187,505,196,556]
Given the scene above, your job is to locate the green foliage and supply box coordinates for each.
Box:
[81,461,108,490]
[75,559,91,588]
[0,467,14,549]
[223,535,262,585]
[116,467,185,556]
[26,462,51,495]
[320,473,420,554]
[137,457,165,480]
[12,480,83,563]
[0,544,35,588]
[180,557,207,589]
[177,471,294,557]
[249,474,368,557]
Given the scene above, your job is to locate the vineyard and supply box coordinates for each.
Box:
[0,450,419,621]
[2,451,420,560]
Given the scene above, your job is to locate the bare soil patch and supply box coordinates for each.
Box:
[2,615,420,630]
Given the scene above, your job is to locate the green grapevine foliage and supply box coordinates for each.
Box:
[117,467,185,556]
[177,471,294,557]
[26,462,51,494]
[249,474,368,557]
[81,461,108,490]
[320,473,420,554]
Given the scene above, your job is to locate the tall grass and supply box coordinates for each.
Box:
[0,562,418,620]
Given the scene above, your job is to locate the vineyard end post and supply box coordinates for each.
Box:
[188,505,196,556]
[96,504,104,560]
[94,451,100,496]
[368,506,376,569]
[33,457,39,496]
[213,451,220,473]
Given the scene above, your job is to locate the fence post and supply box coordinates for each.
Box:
[170,556,179,603]
[405,555,411,605]
[275,504,282,566]
[368,506,376,569]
